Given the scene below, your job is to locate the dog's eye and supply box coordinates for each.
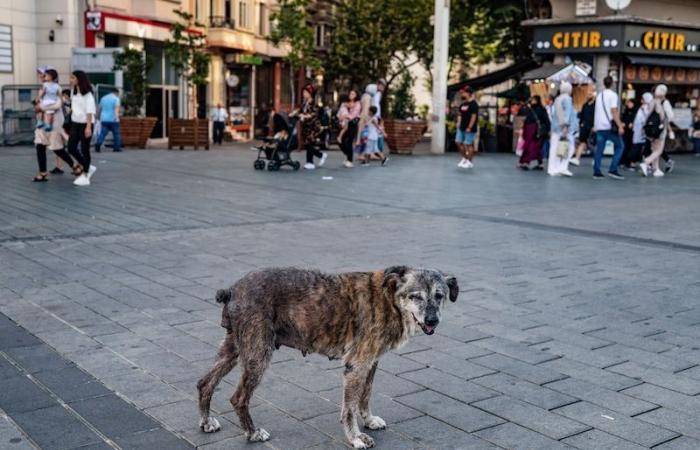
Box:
[435,292,444,301]
[409,293,423,301]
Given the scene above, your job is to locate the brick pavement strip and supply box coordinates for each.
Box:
[1,148,700,448]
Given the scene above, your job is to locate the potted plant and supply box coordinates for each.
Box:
[384,72,426,155]
[112,48,157,148]
[165,9,211,150]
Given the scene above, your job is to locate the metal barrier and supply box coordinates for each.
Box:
[1,85,40,146]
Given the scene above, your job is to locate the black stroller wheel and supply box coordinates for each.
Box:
[268,161,280,171]
[254,160,265,170]
[293,161,301,171]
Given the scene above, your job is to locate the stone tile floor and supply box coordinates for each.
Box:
[0,144,699,449]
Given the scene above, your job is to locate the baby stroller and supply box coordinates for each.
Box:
[253,113,301,171]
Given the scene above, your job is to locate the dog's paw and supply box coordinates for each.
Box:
[199,417,221,433]
[248,428,271,442]
[364,415,386,430]
[350,433,375,449]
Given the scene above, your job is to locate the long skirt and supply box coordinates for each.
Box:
[519,122,542,165]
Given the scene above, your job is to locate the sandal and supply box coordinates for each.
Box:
[50,167,64,175]
[32,174,48,182]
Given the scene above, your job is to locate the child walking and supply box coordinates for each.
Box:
[359,106,388,166]
[35,69,61,132]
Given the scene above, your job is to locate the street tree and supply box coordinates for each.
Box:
[269,0,320,107]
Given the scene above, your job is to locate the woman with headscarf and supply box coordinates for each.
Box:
[640,84,674,177]
[517,95,549,170]
[547,82,578,176]
[298,84,327,170]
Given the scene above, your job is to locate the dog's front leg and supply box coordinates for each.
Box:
[358,361,385,431]
[341,362,375,449]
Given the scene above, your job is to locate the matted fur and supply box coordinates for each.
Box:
[197,266,458,449]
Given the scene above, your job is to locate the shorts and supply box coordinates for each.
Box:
[579,127,591,142]
[456,130,476,145]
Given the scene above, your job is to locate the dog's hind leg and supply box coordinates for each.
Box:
[232,324,274,442]
[341,361,376,449]
[358,361,385,431]
[197,334,239,433]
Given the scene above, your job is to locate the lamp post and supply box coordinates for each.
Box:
[430,0,450,154]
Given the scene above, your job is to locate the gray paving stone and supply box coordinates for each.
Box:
[472,395,589,440]
[561,429,647,450]
[392,415,499,450]
[587,328,675,353]
[395,389,504,433]
[0,375,55,414]
[474,422,572,450]
[12,405,102,450]
[69,394,160,438]
[544,378,657,416]
[0,411,37,450]
[114,427,193,450]
[620,383,700,416]
[242,404,335,450]
[399,368,497,404]
[595,344,695,372]
[403,350,495,380]
[606,362,700,395]
[469,353,567,385]
[474,337,559,365]
[3,344,73,374]
[654,436,700,450]
[531,341,625,369]
[636,407,700,440]
[554,401,679,447]
[539,358,641,391]
[32,365,112,403]
[254,376,339,420]
[304,411,421,449]
[472,372,576,410]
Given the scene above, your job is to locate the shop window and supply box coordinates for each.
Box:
[226,67,251,125]
[239,0,250,29]
[225,0,232,23]
[104,33,120,48]
[258,3,267,36]
[145,41,164,85]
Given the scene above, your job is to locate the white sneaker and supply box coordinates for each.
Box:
[664,159,674,173]
[653,169,665,177]
[73,174,90,186]
[343,161,354,168]
[560,169,573,177]
[318,152,328,167]
[639,164,648,177]
[570,158,580,167]
[87,165,97,181]
[303,163,315,170]
[458,158,467,168]
[464,160,474,169]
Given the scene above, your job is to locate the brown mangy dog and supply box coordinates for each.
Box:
[197,266,458,449]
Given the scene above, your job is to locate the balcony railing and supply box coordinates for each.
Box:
[209,16,235,29]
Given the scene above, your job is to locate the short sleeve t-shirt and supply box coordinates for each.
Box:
[459,100,479,132]
[594,89,619,131]
[99,94,120,122]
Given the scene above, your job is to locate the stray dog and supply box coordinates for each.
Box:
[197,266,458,449]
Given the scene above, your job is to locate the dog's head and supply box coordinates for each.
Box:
[383,266,458,335]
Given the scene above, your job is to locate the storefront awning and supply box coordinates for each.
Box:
[626,55,700,69]
[522,63,594,84]
[448,59,540,94]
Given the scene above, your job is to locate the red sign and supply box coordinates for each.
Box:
[85,11,104,32]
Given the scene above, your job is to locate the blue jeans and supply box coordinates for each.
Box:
[594,130,623,175]
[541,138,550,160]
[693,137,700,155]
[96,121,122,151]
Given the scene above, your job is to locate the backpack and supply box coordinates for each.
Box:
[644,110,664,139]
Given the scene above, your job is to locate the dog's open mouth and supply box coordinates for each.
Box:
[412,314,436,335]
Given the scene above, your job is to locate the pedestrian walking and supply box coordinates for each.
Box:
[34,68,61,132]
[629,92,653,169]
[619,99,637,170]
[640,84,674,178]
[374,79,387,155]
[593,76,625,180]
[337,89,361,168]
[67,70,97,187]
[298,84,327,170]
[517,95,548,170]
[95,88,122,152]
[547,82,577,177]
[32,90,76,182]
[571,91,595,166]
[456,86,478,169]
[361,105,387,166]
[691,106,700,157]
[212,103,228,145]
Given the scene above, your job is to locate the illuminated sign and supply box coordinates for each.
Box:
[642,31,685,51]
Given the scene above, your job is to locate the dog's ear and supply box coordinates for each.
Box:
[444,275,459,302]
[383,266,409,298]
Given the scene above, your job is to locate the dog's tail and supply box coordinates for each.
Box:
[215,288,232,305]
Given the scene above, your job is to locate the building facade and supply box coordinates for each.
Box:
[524,0,700,119]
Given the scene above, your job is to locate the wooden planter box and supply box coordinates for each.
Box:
[384,119,427,155]
[168,118,210,150]
[120,117,157,148]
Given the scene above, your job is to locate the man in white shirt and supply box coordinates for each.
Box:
[593,76,625,180]
[211,103,228,145]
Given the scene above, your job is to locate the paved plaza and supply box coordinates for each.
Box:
[1,144,700,450]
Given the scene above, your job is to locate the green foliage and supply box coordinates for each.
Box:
[113,48,151,116]
[269,0,319,71]
[165,9,211,87]
[389,72,416,120]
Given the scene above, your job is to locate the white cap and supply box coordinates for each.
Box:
[654,84,668,97]
[642,92,653,104]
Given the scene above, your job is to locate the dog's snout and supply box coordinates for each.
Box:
[424,317,439,328]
